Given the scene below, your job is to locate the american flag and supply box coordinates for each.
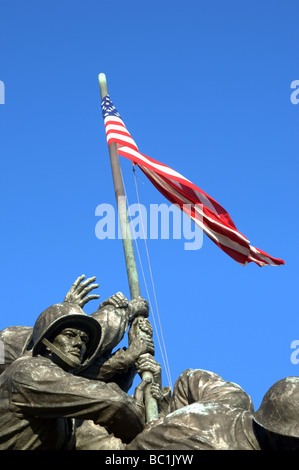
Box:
[101,95,284,267]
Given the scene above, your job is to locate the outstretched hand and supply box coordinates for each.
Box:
[64,274,100,308]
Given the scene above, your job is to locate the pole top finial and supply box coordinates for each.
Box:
[98,73,108,100]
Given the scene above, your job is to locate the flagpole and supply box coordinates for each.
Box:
[98,73,159,423]
[98,74,140,300]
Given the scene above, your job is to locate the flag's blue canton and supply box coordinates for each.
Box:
[101,95,121,120]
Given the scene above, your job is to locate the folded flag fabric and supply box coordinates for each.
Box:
[101,95,284,267]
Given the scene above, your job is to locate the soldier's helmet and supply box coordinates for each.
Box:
[32,302,102,372]
[253,377,299,449]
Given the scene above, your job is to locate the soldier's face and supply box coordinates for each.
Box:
[52,327,89,367]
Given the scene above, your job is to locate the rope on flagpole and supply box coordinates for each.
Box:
[122,166,173,390]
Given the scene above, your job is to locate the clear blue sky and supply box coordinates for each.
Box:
[0,0,298,409]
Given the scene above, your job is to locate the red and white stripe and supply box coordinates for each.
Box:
[103,108,284,267]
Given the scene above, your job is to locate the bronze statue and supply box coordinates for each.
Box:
[128,368,299,451]
[1,275,298,450]
[0,300,154,449]
[0,275,153,393]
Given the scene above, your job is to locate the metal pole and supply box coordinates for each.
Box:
[98,73,159,423]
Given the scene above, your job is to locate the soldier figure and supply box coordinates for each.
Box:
[0,301,151,449]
